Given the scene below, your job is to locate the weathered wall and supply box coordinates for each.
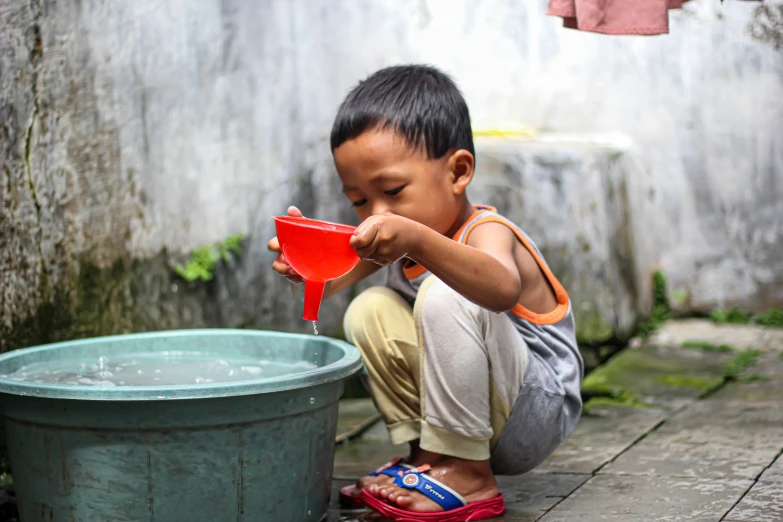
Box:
[1,0,782,350]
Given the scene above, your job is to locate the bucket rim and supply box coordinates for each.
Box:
[0,329,363,401]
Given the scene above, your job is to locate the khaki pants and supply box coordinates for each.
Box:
[343,276,530,461]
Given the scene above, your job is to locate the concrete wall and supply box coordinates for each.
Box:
[1,0,781,350]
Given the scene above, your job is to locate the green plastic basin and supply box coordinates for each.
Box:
[0,329,362,522]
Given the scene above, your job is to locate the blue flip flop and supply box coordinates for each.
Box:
[360,465,505,521]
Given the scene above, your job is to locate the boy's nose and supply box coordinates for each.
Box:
[371,202,390,216]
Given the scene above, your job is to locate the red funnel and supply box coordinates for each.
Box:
[274,216,361,322]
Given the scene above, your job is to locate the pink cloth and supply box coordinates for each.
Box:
[547,0,691,35]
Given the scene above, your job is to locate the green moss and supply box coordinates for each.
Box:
[575,311,615,344]
[740,374,770,383]
[584,393,654,412]
[754,308,783,328]
[722,349,762,381]
[1,254,181,353]
[681,341,735,352]
[581,342,734,403]
[710,307,751,325]
[653,374,724,396]
[780,350,783,360]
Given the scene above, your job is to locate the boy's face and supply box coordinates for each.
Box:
[333,128,472,236]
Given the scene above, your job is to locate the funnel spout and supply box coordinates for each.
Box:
[303,280,326,322]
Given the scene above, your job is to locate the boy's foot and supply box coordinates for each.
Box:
[340,440,434,505]
[367,457,499,513]
[339,457,412,506]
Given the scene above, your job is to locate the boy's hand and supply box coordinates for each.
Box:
[350,214,421,266]
[268,206,304,283]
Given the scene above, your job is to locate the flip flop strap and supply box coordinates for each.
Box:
[393,470,466,511]
[370,461,412,478]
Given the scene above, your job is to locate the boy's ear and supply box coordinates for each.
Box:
[447,149,474,195]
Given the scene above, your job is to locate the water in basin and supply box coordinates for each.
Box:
[0,351,317,386]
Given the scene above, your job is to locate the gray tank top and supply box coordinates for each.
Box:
[386,206,583,435]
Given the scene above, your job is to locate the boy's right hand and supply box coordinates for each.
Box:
[268,206,304,284]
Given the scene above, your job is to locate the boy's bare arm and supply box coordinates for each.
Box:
[351,215,522,312]
[324,260,381,299]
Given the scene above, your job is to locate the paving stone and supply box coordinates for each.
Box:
[709,351,783,402]
[538,404,665,474]
[327,474,590,522]
[358,417,392,441]
[539,475,753,521]
[336,399,381,441]
[651,319,783,353]
[581,344,733,410]
[759,454,783,483]
[327,479,386,521]
[652,400,783,450]
[724,481,783,522]
[601,436,777,480]
[496,473,591,521]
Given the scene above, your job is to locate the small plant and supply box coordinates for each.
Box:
[672,290,688,305]
[709,307,783,328]
[722,349,762,381]
[754,308,783,328]
[710,307,751,325]
[175,234,246,283]
[681,341,734,352]
[219,233,244,261]
[636,270,669,339]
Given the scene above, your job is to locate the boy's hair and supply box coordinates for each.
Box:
[330,64,475,160]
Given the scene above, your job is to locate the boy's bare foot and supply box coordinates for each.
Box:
[368,456,499,513]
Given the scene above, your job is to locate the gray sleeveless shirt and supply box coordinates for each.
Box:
[386,206,583,470]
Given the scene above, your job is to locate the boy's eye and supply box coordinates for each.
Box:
[385,186,404,196]
[351,199,368,208]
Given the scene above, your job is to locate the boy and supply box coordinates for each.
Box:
[268,65,583,520]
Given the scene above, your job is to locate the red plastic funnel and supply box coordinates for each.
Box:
[274,216,361,322]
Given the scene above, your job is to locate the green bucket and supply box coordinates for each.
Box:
[0,329,362,522]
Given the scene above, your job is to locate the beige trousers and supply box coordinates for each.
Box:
[343,276,530,461]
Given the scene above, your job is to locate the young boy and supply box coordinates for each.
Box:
[268,65,583,520]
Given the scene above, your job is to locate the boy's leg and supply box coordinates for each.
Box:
[343,287,421,445]
[416,275,529,461]
[371,275,529,512]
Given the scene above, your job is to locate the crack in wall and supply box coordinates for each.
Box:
[23,0,47,300]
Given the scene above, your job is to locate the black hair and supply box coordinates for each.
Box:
[330,64,475,159]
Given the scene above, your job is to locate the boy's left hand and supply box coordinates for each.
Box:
[350,214,421,266]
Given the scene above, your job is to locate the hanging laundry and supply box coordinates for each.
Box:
[547,0,760,36]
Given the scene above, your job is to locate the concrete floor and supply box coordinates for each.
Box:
[328,321,783,521]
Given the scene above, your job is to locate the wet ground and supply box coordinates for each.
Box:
[329,320,783,521]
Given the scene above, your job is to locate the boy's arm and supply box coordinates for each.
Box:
[324,260,381,299]
[409,222,521,312]
[351,215,522,313]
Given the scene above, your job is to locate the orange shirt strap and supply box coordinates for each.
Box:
[459,215,570,326]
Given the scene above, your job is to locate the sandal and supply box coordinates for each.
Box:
[359,465,505,521]
[338,457,414,508]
